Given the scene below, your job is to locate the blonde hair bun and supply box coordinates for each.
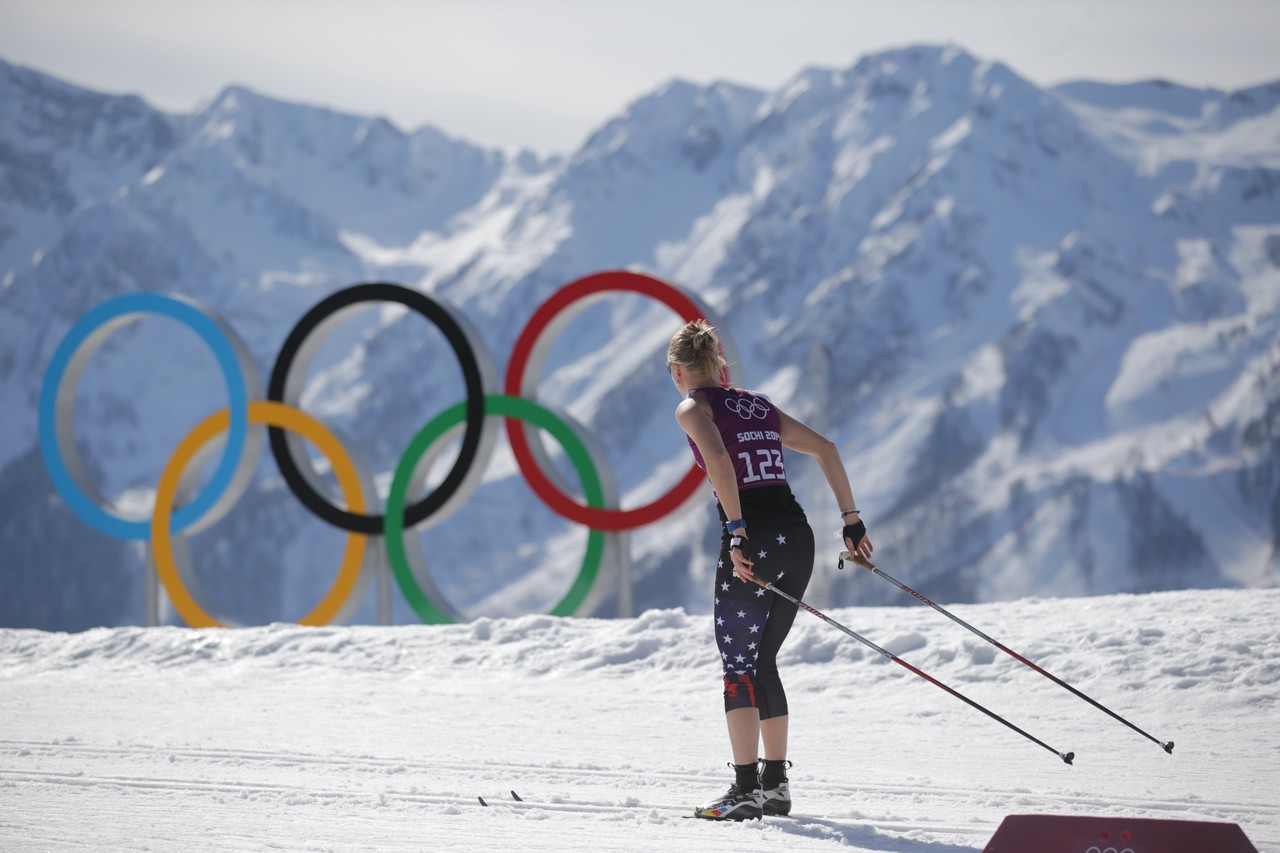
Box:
[667,319,726,378]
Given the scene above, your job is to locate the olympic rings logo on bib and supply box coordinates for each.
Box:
[37,272,741,627]
[724,395,770,420]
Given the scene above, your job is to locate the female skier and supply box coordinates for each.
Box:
[667,319,874,821]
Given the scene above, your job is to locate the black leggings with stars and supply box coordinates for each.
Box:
[714,489,815,719]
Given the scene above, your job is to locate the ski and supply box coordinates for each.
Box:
[478,790,523,807]
[480,790,789,821]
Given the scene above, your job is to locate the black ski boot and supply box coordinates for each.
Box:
[760,758,792,816]
[693,763,763,821]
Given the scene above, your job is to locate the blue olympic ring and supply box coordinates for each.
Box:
[37,292,254,541]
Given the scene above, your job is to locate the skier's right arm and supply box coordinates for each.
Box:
[675,397,755,581]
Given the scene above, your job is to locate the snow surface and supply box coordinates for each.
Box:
[2,587,1276,851]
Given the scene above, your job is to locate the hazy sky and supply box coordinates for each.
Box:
[2,0,1277,153]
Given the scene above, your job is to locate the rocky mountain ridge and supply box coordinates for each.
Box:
[1,47,1276,629]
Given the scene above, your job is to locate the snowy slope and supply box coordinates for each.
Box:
[0,588,1276,851]
[1,46,1279,631]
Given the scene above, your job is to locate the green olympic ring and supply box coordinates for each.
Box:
[385,394,606,623]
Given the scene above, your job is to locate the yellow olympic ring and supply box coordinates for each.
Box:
[150,401,367,628]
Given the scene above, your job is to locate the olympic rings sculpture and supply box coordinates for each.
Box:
[38,271,741,627]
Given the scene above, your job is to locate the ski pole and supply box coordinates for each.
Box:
[753,576,1075,765]
[839,550,1175,755]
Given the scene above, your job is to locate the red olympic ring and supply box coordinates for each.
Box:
[504,270,730,531]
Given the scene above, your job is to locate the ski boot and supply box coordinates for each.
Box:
[760,758,792,816]
[693,763,763,821]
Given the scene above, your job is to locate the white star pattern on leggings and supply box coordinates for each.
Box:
[715,521,797,677]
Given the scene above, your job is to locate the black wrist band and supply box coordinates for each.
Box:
[842,520,867,545]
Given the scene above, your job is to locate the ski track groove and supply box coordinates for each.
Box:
[0,760,998,853]
[0,766,994,853]
[0,769,993,849]
[2,737,1272,833]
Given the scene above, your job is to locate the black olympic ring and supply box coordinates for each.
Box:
[266,282,487,535]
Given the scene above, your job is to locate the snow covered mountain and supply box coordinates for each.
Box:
[1,46,1277,630]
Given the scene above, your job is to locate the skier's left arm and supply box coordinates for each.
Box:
[777,409,873,560]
